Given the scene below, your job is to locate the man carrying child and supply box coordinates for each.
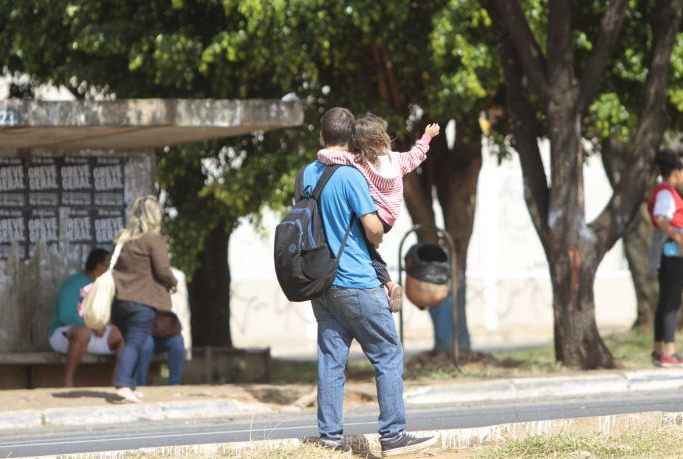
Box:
[302,107,437,456]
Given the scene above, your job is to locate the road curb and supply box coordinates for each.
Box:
[404,369,683,405]
[26,411,683,458]
[0,410,42,430]
[4,368,683,432]
[3,399,272,431]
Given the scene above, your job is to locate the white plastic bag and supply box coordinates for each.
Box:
[83,242,123,330]
[170,267,192,358]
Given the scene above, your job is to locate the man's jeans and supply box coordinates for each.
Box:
[312,286,406,442]
[134,335,186,386]
[111,301,155,388]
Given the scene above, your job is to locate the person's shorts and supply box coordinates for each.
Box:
[48,325,114,355]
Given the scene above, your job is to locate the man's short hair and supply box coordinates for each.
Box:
[320,107,355,147]
[85,248,110,273]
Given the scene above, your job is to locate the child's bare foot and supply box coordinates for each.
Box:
[386,282,402,313]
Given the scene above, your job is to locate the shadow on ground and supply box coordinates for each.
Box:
[51,390,113,400]
[242,386,308,405]
[51,390,134,404]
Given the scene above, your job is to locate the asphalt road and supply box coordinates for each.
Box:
[3,390,683,457]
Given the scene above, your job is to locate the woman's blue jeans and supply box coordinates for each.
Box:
[111,301,155,388]
[134,334,185,386]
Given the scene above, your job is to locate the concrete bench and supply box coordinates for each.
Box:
[0,352,163,389]
[0,347,272,389]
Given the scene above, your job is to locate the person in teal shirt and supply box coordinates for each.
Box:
[48,249,124,387]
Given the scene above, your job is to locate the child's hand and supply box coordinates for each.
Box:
[424,123,440,138]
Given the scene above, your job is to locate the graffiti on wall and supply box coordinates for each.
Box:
[0,155,126,259]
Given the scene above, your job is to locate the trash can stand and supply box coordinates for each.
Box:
[397,225,460,365]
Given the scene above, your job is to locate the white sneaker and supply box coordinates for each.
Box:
[116,387,142,404]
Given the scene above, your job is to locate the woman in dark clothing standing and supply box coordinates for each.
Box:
[647,150,683,367]
[112,196,177,402]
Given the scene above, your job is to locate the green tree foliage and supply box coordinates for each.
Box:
[0,0,503,263]
[0,0,503,349]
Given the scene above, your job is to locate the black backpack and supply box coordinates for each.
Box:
[274,165,353,302]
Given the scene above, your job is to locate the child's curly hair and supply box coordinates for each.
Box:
[350,114,391,165]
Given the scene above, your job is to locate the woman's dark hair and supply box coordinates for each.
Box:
[85,248,110,273]
[655,149,683,179]
[350,114,391,164]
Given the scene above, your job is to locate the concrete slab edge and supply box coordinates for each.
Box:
[5,369,683,431]
[26,411,683,458]
[405,369,683,405]
[3,399,273,431]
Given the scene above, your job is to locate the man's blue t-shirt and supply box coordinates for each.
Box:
[302,161,380,289]
[48,272,90,336]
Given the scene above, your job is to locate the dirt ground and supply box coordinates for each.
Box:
[0,382,383,412]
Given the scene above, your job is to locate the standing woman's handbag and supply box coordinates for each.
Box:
[152,310,182,338]
[83,242,124,331]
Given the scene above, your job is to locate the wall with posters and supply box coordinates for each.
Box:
[0,152,154,352]
[0,155,128,260]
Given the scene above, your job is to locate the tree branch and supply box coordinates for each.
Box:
[487,0,550,102]
[403,166,438,242]
[590,0,683,253]
[498,39,551,241]
[600,139,629,190]
[578,0,628,113]
[547,0,575,89]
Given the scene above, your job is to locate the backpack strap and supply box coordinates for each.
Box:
[293,166,306,202]
[312,165,342,200]
[311,164,356,264]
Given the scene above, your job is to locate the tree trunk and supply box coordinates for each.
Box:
[623,206,658,329]
[188,222,232,348]
[544,96,615,368]
[403,124,481,356]
[435,132,481,356]
[489,0,682,368]
[548,248,614,368]
[601,141,658,330]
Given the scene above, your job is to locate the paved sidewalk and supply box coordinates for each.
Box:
[3,368,683,431]
[404,368,683,404]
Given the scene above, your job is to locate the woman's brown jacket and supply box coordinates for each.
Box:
[113,232,177,310]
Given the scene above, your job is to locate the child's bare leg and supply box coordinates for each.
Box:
[386,281,402,313]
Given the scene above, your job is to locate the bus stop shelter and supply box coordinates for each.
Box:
[0,98,303,388]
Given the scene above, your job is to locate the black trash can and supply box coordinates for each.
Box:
[404,242,451,309]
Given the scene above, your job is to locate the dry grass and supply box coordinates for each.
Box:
[473,425,683,458]
[272,329,668,386]
[221,444,356,458]
[403,328,672,383]
[110,444,354,459]
[117,426,683,459]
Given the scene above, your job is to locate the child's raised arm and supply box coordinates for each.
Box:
[398,123,440,175]
[317,148,357,166]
